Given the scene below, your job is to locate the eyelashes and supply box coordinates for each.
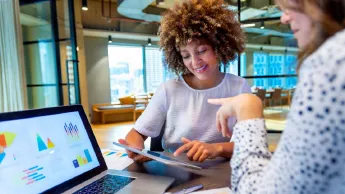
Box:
[181,49,207,59]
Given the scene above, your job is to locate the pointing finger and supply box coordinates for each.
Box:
[174,142,194,156]
[207,98,227,105]
[181,137,191,144]
[216,111,221,132]
[220,113,229,137]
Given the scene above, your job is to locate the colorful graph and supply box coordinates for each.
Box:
[0,132,16,164]
[72,149,92,168]
[64,122,81,142]
[21,165,45,185]
[0,153,5,164]
[0,132,16,148]
[36,134,55,151]
[102,150,127,157]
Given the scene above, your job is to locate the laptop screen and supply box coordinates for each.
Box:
[0,111,101,194]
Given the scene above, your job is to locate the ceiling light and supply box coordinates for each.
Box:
[148,38,152,46]
[260,22,265,29]
[241,23,255,28]
[82,0,88,11]
[156,0,164,5]
[108,35,112,43]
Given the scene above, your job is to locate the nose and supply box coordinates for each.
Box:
[191,54,201,67]
[280,10,292,24]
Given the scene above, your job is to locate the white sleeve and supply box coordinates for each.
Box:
[134,83,168,138]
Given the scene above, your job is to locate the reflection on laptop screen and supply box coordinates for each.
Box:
[0,111,100,194]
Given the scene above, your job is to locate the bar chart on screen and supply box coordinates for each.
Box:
[64,122,81,144]
[21,165,46,185]
[72,149,93,168]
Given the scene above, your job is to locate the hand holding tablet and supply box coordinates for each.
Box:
[113,141,202,170]
[118,139,152,163]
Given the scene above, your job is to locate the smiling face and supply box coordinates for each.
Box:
[179,39,220,81]
[279,1,313,49]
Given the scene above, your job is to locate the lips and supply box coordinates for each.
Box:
[194,64,207,73]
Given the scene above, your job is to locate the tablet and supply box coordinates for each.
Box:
[113,142,202,170]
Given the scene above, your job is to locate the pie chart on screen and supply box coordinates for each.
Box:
[0,132,16,164]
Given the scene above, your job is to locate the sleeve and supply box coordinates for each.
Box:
[134,83,168,138]
[230,53,345,193]
[230,119,271,193]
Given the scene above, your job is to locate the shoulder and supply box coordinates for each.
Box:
[158,76,190,94]
[217,73,251,94]
[294,30,345,120]
[319,29,345,54]
[226,73,246,81]
[161,76,184,88]
[302,29,345,71]
[223,73,248,86]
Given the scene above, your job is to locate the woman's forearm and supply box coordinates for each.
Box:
[214,142,235,158]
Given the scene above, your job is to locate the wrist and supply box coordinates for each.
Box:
[215,144,224,157]
[237,95,263,121]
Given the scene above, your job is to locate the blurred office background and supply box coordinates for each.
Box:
[1,0,297,150]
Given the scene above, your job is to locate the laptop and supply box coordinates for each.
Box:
[0,105,174,194]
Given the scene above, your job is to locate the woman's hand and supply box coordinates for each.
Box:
[174,137,222,162]
[118,139,152,163]
[208,94,264,138]
[118,129,152,163]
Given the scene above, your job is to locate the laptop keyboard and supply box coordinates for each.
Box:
[73,174,135,194]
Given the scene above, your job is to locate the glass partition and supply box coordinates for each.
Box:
[21,0,59,108]
[239,0,281,22]
[20,0,79,109]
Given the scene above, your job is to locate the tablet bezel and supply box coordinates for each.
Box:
[113,142,202,170]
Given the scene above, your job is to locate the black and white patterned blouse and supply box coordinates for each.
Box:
[231,29,345,194]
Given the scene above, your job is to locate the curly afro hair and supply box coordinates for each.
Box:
[158,0,246,75]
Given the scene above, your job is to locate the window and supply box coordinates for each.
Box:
[253,52,268,88]
[221,55,241,75]
[145,47,176,93]
[250,52,297,89]
[239,16,298,89]
[108,45,144,103]
[108,45,176,103]
[145,47,164,93]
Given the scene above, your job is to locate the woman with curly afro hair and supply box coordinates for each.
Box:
[119,0,252,163]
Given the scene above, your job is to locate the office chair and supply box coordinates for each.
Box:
[256,89,267,107]
[268,88,282,108]
[150,121,165,151]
